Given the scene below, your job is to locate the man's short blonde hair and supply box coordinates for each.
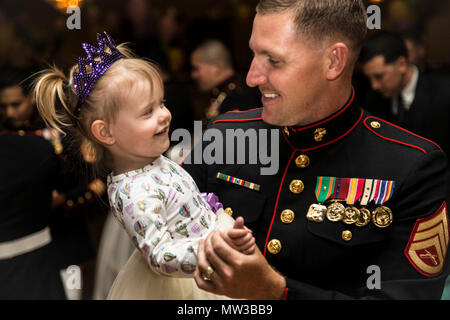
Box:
[256,0,367,51]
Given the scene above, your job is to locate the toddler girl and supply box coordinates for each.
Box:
[34,32,255,299]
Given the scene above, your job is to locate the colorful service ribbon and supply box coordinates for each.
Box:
[323,177,395,206]
[373,180,395,205]
[315,176,336,203]
[216,172,260,191]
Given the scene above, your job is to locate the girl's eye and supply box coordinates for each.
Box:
[144,108,153,115]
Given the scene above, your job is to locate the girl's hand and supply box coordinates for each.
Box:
[226,216,256,254]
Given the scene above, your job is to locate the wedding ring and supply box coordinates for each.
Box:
[202,266,214,281]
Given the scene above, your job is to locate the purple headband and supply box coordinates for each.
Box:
[73,31,124,116]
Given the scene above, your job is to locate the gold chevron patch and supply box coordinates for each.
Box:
[405,202,449,277]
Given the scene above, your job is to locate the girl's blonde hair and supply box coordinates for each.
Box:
[34,43,164,176]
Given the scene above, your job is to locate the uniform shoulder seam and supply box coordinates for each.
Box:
[363,116,442,154]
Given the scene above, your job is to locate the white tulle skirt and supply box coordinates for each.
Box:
[107,209,235,300]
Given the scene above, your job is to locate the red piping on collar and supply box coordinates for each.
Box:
[364,116,442,153]
[212,117,262,124]
[283,288,289,300]
[281,109,364,152]
[264,150,296,257]
[289,87,355,132]
[225,107,263,113]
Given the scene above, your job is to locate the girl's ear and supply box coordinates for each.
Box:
[91,120,115,145]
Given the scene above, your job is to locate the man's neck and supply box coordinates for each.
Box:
[214,69,235,88]
[296,82,353,127]
[401,65,415,92]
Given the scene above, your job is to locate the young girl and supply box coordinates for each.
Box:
[34,32,255,300]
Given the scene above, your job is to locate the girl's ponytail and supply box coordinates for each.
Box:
[34,66,77,135]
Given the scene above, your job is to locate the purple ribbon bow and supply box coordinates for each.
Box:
[201,192,223,214]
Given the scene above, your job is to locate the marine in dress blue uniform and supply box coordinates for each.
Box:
[183,88,450,299]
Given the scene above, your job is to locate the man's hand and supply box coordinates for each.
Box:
[194,229,286,300]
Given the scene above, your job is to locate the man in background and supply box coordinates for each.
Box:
[191,39,260,119]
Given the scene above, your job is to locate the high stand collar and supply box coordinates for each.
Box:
[281,87,363,152]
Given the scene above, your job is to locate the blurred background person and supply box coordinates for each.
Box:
[190,39,261,120]
[0,68,106,299]
[359,31,450,163]
[402,30,429,74]
[0,68,67,299]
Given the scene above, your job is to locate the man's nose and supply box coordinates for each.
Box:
[246,59,266,88]
[6,106,15,118]
[370,79,380,91]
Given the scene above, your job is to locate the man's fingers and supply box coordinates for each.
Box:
[242,244,256,255]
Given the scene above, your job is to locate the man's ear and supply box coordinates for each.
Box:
[395,56,409,73]
[28,93,36,106]
[91,120,115,145]
[326,43,349,81]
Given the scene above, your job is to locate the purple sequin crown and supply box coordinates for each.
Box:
[73,32,124,106]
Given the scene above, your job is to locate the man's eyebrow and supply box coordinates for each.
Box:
[249,41,275,56]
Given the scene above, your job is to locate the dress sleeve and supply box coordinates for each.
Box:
[118,180,205,278]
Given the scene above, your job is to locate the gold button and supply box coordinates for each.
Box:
[77,196,85,204]
[66,200,74,207]
[85,192,93,200]
[370,121,381,129]
[289,180,304,194]
[18,130,25,136]
[280,209,295,224]
[228,82,236,90]
[342,230,352,241]
[295,154,310,168]
[267,239,282,254]
[314,128,327,142]
[224,207,233,216]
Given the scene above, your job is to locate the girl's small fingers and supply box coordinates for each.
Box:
[227,228,250,239]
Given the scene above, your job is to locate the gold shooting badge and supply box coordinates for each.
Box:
[372,206,393,228]
[405,202,449,277]
[307,204,327,223]
[326,200,345,222]
[308,177,337,223]
[372,180,395,228]
[343,206,361,224]
[356,207,372,227]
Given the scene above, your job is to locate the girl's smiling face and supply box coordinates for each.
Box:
[108,78,172,174]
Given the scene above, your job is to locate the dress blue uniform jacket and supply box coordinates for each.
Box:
[183,88,450,299]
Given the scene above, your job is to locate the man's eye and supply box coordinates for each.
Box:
[268,57,280,66]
